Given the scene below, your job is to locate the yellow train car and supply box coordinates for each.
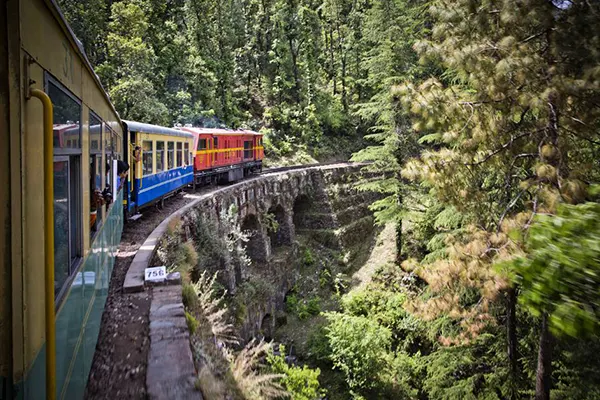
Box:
[1,0,125,398]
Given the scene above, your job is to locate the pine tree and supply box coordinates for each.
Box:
[401,0,600,398]
[351,0,429,261]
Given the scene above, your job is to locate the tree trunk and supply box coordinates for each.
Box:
[535,313,553,400]
[507,287,518,400]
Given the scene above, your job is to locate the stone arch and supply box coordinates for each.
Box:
[267,204,292,248]
[260,313,274,341]
[241,214,268,263]
[292,194,313,230]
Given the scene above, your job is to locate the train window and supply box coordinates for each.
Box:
[156,141,165,173]
[48,78,81,150]
[244,141,252,159]
[184,143,189,165]
[198,138,207,150]
[105,126,117,190]
[113,131,119,159]
[168,142,174,169]
[214,137,218,148]
[143,141,153,176]
[89,112,103,238]
[53,157,70,295]
[177,142,183,167]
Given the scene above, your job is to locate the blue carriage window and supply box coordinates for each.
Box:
[176,142,182,167]
[143,141,153,176]
[167,142,174,169]
[156,141,165,173]
[48,79,81,150]
[184,143,189,166]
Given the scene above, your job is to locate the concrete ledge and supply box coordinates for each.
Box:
[146,285,200,399]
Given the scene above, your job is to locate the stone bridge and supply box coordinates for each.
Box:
[125,162,378,295]
[122,162,379,399]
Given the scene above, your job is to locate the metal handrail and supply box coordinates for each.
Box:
[30,88,56,400]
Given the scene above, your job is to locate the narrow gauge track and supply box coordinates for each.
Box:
[84,162,347,399]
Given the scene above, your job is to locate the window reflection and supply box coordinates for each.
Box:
[90,113,103,237]
[143,141,153,176]
[49,81,80,149]
[177,142,182,167]
[156,141,165,173]
[53,160,70,295]
[167,142,174,170]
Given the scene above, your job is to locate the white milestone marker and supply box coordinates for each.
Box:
[145,266,167,282]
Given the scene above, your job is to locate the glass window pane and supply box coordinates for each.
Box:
[184,143,189,166]
[167,142,174,169]
[143,141,153,176]
[54,160,70,296]
[113,132,119,159]
[244,141,252,158]
[89,113,102,153]
[156,142,164,173]
[49,81,81,150]
[176,142,182,167]
[198,138,206,150]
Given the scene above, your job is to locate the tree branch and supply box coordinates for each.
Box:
[465,130,536,166]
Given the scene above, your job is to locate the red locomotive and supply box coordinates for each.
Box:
[179,127,264,185]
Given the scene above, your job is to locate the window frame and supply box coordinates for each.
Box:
[198,138,207,150]
[142,140,154,176]
[45,73,82,156]
[156,141,165,173]
[176,142,183,167]
[184,142,189,166]
[167,141,175,170]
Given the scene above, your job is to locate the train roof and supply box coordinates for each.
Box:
[178,127,262,136]
[123,120,194,138]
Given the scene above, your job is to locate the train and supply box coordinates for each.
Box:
[123,122,263,216]
[0,1,263,399]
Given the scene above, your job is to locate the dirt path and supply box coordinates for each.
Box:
[85,190,201,399]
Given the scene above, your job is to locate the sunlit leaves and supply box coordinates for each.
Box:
[511,203,600,338]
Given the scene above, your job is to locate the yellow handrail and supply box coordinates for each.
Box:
[30,88,56,400]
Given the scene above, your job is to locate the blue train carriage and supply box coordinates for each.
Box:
[123,121,195,215]
[1,0,125,399]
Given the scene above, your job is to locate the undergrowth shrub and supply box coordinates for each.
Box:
[267,345,326,400]
[185,311,200,335]
[182,283,198,309]
[230,339,287,400]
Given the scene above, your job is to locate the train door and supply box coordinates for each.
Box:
[130,130,138,209]
[213,136,218,166]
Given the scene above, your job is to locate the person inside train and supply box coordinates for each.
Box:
[116,160,130,191]
[132,145,141,163]
[102,162,113,205]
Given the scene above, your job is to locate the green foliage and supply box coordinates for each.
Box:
[263,212,280,234]
[267,346,326,400]
[324,312,392,390]
[185,311,200,335]
[182,283,198,309]
[510,203,600,338]
[302,248,315,266]
[286,293,321,320]
[423,334,509,400]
